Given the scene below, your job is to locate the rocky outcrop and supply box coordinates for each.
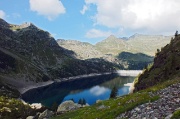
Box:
[26,116,34,119]
[57,101,79,113]
[57,100,89,113]
[38,109,54,119]
[30,103,43,109]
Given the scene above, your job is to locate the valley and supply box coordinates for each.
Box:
[0,18,179,119]
[1,1,180,119]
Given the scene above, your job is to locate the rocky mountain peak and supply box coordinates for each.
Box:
[0,18,10,28]
[107,35,117,39]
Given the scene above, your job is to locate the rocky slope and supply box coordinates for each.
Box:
[117,83,180,119]
[58,34,170,70]
[58,34,171,58]
[127,34,171,56]
[0,19,119,95]
[117,33,180,118]
[57,39,103,59]
[134,34,180,91]
[95,35,128,56]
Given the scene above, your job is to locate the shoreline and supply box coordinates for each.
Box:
[20,72,112,94]
[20,70,142,94]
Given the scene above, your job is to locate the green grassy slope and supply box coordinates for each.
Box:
[134,35,180,91]
[117,52,154,70]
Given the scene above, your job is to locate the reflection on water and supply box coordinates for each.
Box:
[90,86,109,96]
[22,74,135,107]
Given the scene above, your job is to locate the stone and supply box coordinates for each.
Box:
[97,105,107,110]
[30,103,42,109]
[57,100,79,113]
[116,83,180,119]
[26,116,34,119]
[96,100,102,103]
[164,114,173,119]
[38,109,54,119]
[135,107,140,112]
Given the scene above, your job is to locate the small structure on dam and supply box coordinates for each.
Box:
[116,70,142,76]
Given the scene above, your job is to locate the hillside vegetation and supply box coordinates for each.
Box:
[134,34,180,91]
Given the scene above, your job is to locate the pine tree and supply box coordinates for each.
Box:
[110,86,118,98]
[78,98,86,105]
[51,102,58,111]
[82,98,86,105]
[175,30,178,37]
[78,99,83,105]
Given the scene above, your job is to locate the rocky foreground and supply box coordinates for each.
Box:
[116,83,180,119]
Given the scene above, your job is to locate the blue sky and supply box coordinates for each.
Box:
[0,0,180,44]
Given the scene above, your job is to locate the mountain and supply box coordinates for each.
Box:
[117,52,154,70]
[58,34,171,70]
[127,34,171,56]
[95,35,129,56]
[57,39,103,59]
[58,34,171,58]
[0,19,119,95]
[134,34,180,91]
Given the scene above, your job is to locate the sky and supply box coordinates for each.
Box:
[0,0,180,44]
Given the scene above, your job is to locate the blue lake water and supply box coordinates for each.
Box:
[22,74,135,107]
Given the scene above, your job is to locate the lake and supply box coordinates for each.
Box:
[22,73,135,108]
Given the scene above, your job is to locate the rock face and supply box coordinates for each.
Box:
[38,109,54,119]
[57,101,79,113]
[0,18,119,95]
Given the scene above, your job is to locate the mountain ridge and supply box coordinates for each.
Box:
[58,34,171,57]
[57,34,171,70]
[0,19,119,96]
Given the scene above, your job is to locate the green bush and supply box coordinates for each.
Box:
[171,109,180,119]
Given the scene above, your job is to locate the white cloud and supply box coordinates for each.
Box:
[90,86,109,96]
[29,0,65,20]
[86,29,112,38]
[0,10,6,19]
[84,0,180,35]
[80,5,88,15]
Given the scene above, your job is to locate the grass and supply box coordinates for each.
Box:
[51,77,180,119]
[171,109,180,119]
[0,96,34,119]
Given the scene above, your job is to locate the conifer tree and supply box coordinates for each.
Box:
[110,86,118,98]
